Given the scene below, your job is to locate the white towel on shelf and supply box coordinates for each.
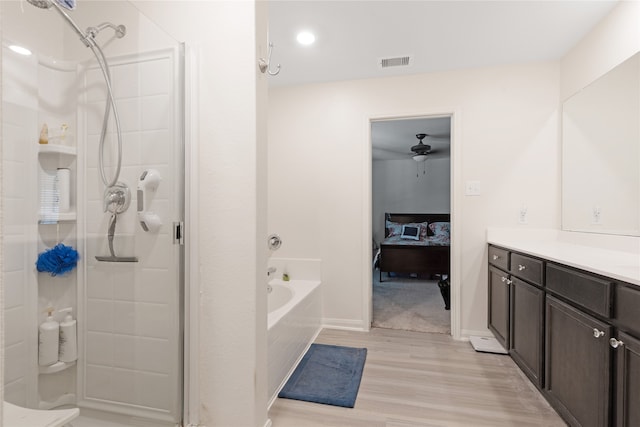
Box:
[39,169,59,224]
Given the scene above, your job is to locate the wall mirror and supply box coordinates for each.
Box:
[562,52,640,236]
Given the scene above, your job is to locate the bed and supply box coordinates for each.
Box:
[377,213,450,282]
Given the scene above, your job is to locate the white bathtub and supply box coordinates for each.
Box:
[267,279,321,405]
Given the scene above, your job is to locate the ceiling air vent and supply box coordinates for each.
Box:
[379,55,412,69]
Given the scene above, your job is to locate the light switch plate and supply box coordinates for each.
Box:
[465,180,481,196]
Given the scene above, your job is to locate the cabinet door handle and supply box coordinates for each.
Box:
[501,276,507,282]
[518,264,526,271]
[493,255,500,260]
[593,328,605,338]
[505,279,513,285]
[610,338,625,349]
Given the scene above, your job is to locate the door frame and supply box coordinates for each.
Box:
[362,108,462,339]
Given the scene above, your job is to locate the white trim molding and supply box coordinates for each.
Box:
[363,108,463,340]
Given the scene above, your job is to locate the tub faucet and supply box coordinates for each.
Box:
[267,266,277,277]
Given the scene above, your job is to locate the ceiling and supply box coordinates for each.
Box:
[268,1,617,160]
[371,117,451,161]
[268,0,618,88]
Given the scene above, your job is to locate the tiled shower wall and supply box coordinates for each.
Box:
[2,46,79,408]
[2,45,182,423]
[2,47,39,407]
[80,49,181,422]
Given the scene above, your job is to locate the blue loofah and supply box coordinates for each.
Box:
[36,243,79,276]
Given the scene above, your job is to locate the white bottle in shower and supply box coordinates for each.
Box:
[38,307,59,366]
[58,307,77,363]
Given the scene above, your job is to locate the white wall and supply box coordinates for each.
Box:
[561,1,640,101]
[269,62,560,334]
[372,157,450,244]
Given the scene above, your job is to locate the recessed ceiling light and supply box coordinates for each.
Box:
[9,45,32,56]
[296,31,316,46]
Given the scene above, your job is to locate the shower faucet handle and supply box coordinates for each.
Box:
[268,234,282,250]
[103,182,131,214]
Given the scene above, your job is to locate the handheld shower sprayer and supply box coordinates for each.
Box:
[27,0,128,189]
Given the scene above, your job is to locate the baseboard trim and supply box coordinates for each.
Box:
[322,318,367,331]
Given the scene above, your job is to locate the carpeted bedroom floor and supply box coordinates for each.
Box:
[372,271,451,334]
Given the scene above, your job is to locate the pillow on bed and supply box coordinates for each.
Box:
[385,220,403,237]
[387,220,431,240]
[400,224,421,240]
[429,221,450,237]
[425,223,435,237]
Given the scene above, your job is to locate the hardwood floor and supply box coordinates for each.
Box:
[268,328,566,427]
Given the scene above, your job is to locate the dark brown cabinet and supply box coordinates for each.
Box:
[488,265,510,349]
[487,244,640,427]
[613,331,640,426]
[545,296,612,427]
[510,277,544,387]
[613,283,640,427]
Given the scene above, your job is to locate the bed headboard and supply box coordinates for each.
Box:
[386,213,450,224]
[385,213,450,237]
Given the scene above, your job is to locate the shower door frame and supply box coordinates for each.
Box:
[76,45,186,424]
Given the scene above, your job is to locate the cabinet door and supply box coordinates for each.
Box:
[510,277,544,387]
[488,265,510,349]
[545,296,611,427]
[615,332,640,427]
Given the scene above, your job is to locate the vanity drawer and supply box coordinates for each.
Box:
[546,263,612,318]
[510,253,543,286]
[488,246,509,271]
[615,283,640,336]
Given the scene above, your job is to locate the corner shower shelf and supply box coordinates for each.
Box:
[38,144,76,157]
[38,212,77,223]
[39,360,76,375]
[38,393,76,410]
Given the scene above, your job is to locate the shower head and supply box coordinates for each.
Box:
[27,0,77,10]
[26,0,52,9]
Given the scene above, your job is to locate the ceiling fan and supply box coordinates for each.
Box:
[410,133,437,162]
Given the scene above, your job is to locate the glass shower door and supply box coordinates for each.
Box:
[1,1,184,425]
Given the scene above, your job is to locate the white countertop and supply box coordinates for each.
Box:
[487,228,640,286]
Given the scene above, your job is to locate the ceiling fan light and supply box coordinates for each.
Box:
[413,154,427,162]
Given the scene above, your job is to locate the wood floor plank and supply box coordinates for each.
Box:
[268,328,565,427]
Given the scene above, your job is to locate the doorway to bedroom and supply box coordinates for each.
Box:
[371,116,452,334]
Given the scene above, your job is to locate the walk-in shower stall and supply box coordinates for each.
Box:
[2,0,185,425]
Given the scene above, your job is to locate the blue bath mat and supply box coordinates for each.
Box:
[278,343,367,408]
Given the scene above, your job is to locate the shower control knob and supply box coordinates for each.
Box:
[268,234,282,250]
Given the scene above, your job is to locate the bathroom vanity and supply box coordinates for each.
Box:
[486,231,640,427]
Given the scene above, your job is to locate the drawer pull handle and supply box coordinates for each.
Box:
[593,328,605,338]
[493,255,500,260]
[518,264,526,271]
[610,338,625,349]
